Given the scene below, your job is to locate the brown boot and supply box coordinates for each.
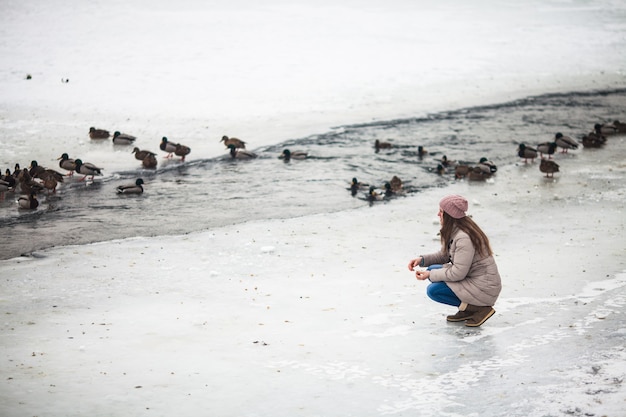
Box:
[446,310,474,322]
[464,304,496,327]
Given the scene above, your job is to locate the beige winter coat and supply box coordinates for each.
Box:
[421,229,501,306]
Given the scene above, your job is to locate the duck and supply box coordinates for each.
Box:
[17,170,44,194]
[221,135,247,149]
[478,157,497,173]
[159,137,178,157]
[57,153,76,176]
[228,144,257,159]
[417,145,428,158]
[389,175,403,192]
[384,180,404,198]
[17,191,39,209]
[174,143,191,161]
[374,139,392,152]
[74,159,103,181]
[39,170,64,193]
[116,178,144,194]
[581,133,605,148]
[554,132,578,153]
[29,161,64,183]
[89,127,110,139]
[454,165,471,179]
[517,143,538,163]
[594,123,618,136]
[29,160,47,178]
[367,186,383,202]
[0,179,11,196]
[142,153,158,169]
[1,168,17,189]
[349,177,369,196]
[112,131,137,145]
[132,147,155,160]
[160,137,191,161]
[383,182,396,198]
[12,163,22,180]
[536,142,557,159]
[611,120,626,133]
[540,159,560,178]
[436,163,446,175]
[279,149,308,161]
[440,155,457,167]
[468,165,492,181]
[34,166,64,193]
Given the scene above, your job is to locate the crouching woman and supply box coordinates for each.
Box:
[407,195,502,327]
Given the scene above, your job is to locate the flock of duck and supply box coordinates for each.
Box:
[358,120,625,202]
[1,120,624,210]
[514,121,624,178]
[0,127,309,210]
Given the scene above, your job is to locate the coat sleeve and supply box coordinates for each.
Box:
[421,249,449,267]
[428,233,475,283]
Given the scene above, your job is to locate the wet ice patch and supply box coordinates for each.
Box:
[576,273,626,301]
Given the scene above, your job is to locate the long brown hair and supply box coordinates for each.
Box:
[440,212,493,257]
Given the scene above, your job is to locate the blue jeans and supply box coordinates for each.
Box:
[425,265,461,307]
[426,282,461,307]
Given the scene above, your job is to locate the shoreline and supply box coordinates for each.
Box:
[2,85,626,261]
[2,73,625,166]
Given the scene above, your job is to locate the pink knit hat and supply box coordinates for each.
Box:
[439,194,468,219]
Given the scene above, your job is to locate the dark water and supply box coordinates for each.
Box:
[1,88,625,260]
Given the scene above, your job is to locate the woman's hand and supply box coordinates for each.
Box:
[407,257,422,271]
[415,270,430,281]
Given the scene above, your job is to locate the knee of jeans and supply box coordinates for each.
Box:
[426,282,440,299]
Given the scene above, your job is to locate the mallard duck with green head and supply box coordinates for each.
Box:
[116,178,144,194]
[74,159,103,181]
[349,177,369,196]
[1,169,16,189]
[594,123,618,136]
[160,137,177,158]
[517,143,538,163]
[17,191,39,209]
[160,137,191,161]
[57,153,76,176]
[112,131,137,145]
[478,157,497,173]
[367,185,383,202]
[554,132,578,153]
[29,160,46,178]
[279,149,308,161]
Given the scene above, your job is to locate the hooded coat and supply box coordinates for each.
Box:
[421,228,502,306]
